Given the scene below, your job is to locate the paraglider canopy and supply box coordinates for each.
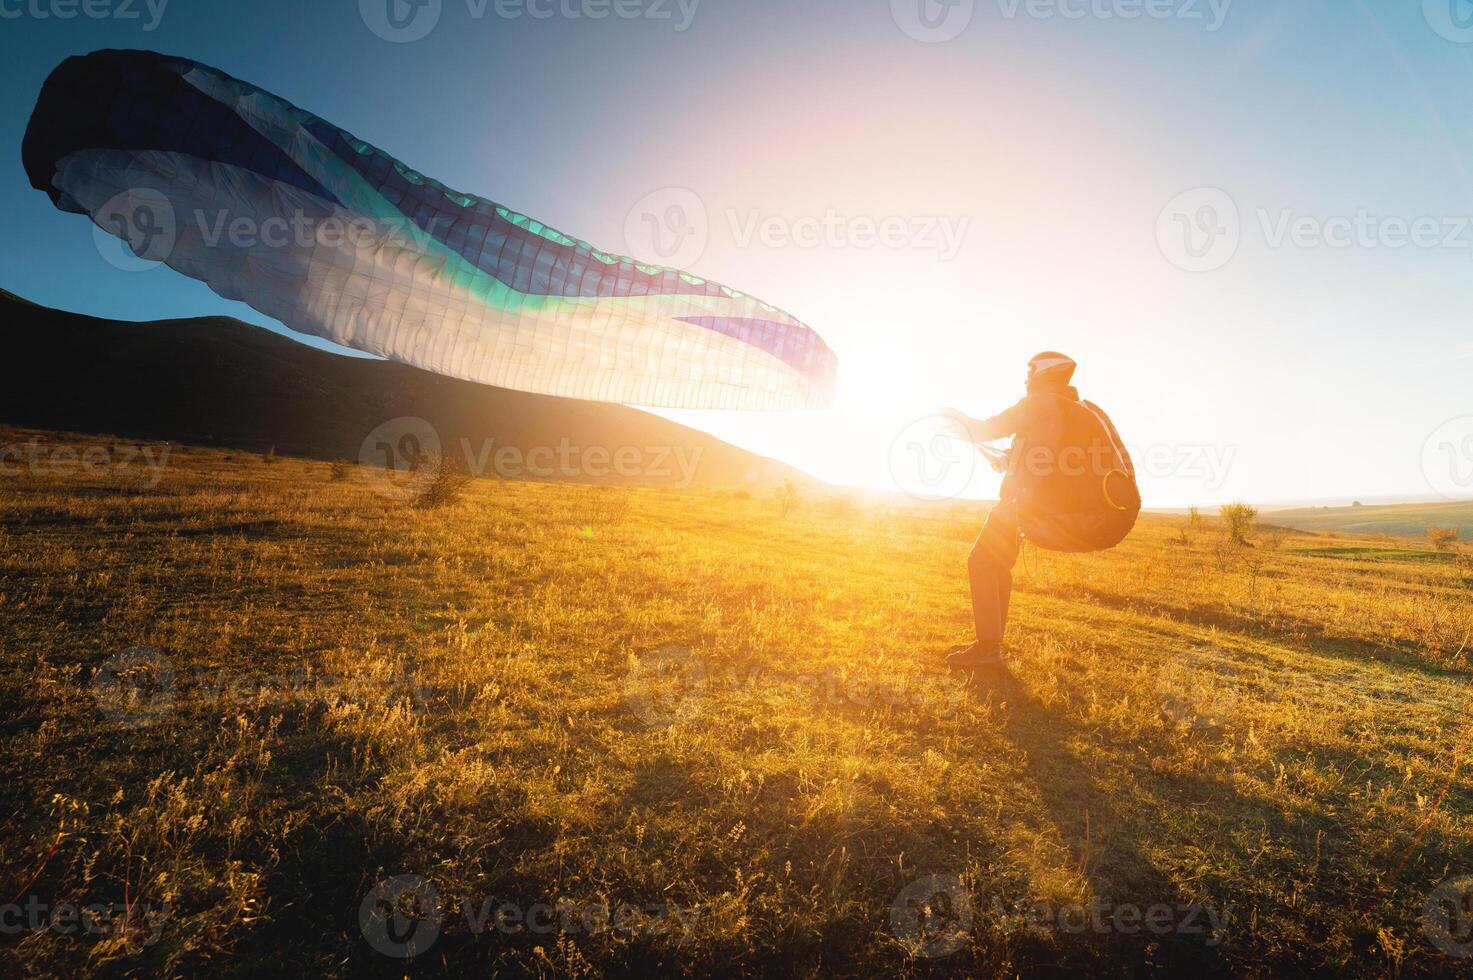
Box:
[23,49,838,412]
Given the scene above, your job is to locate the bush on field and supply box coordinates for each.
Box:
[1428,526,1459,552]
[1220,502,1258,546]
[415,454,472,509]
[776,479,803,518]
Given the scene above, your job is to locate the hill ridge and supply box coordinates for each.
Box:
[0,291,806,489]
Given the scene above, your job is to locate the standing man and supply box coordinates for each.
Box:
[942,352,1139,673]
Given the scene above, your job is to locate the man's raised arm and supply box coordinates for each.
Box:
[941,401,1025,446]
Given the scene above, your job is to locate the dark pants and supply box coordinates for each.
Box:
[968,501,1021,652]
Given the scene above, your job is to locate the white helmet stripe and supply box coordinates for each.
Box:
[1029,355,1076,373]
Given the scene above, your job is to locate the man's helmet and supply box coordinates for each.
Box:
[1027,351,1077,387]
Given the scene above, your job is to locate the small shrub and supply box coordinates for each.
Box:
[776,479,804,518]
[328,458,352,482]
[415,454,472,510]
[1428,527,1460,553]
[1220,502,1258,546]
[734,490,751,500]
[1456,549,1473,586]
[261,446,281,465]
[1187,506,1203,531]
[1211,538,1239,573]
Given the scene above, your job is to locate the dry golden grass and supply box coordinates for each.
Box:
[1,429,1470,977]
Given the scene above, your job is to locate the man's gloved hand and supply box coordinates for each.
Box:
[938,407,971,425]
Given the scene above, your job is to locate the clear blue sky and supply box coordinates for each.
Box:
[3,0,1473,504]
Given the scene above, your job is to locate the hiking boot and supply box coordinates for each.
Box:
[946,644,1005,671]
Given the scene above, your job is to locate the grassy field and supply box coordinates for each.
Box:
[2,428,1472,977]
[1263,500,1473,540]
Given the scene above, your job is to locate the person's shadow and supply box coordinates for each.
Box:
[964,666,1238,977]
